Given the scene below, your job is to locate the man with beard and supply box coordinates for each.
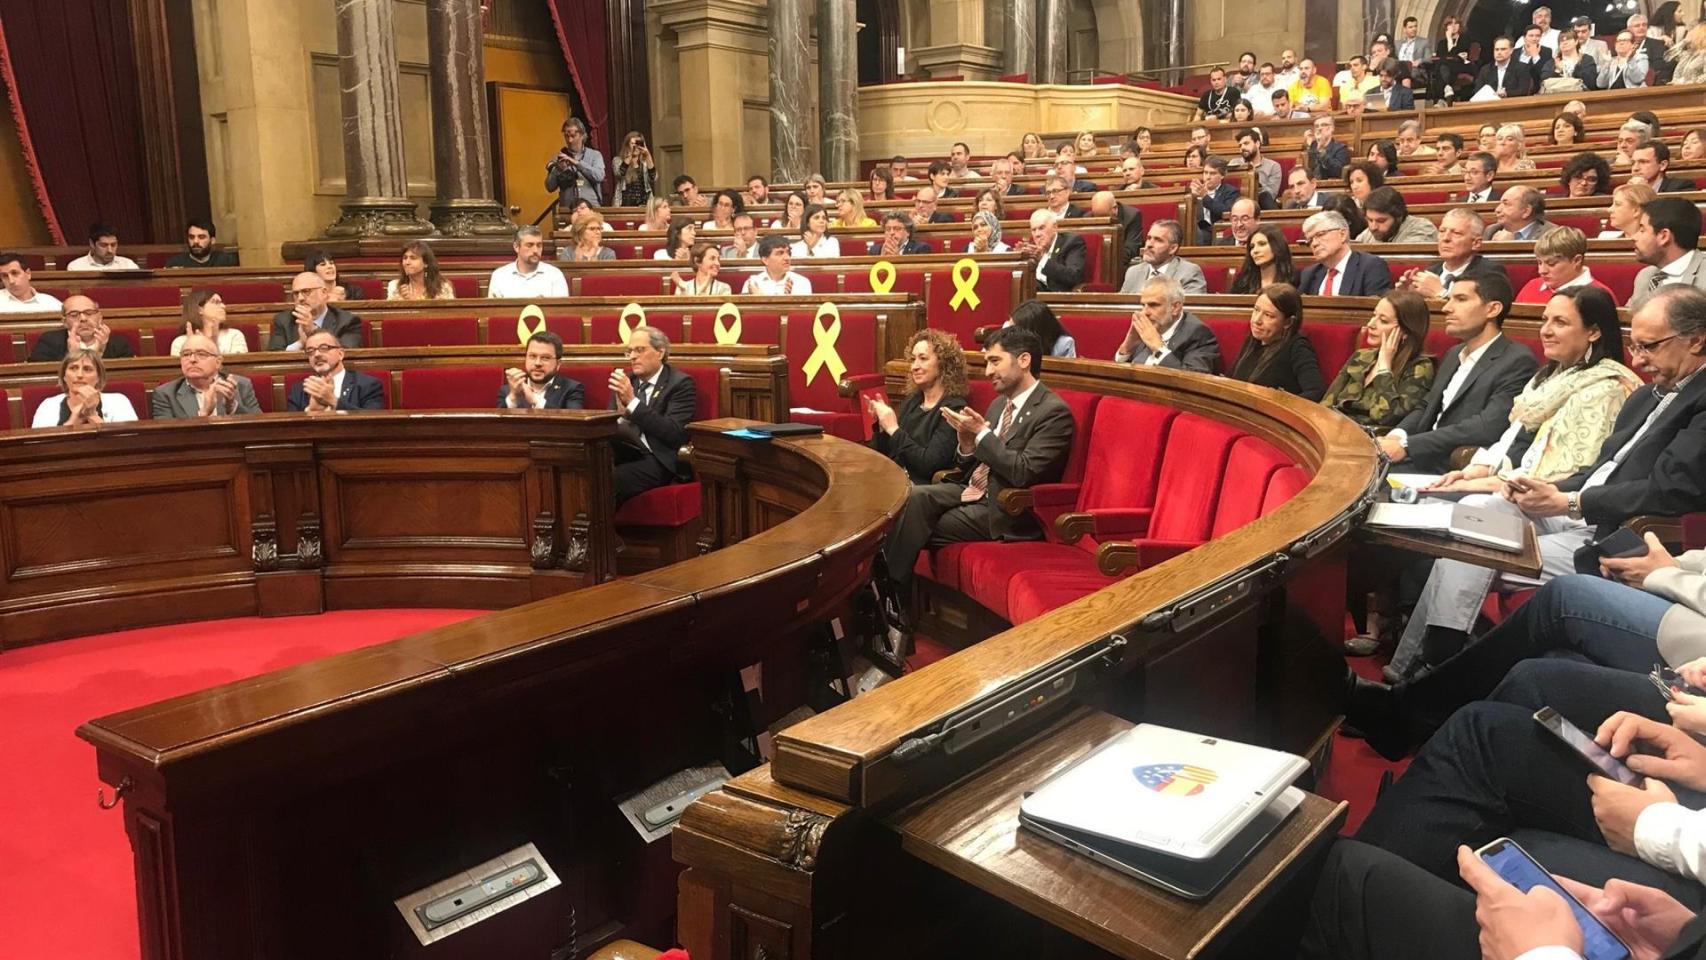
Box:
[286,329,386,413]
[1357,187,1439,244]
[499,331,585,410]
[165,220,238,268]
[1232,128,1282,202]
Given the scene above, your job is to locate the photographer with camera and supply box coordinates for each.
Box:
[545,117,606,208]
[614,130,656,207]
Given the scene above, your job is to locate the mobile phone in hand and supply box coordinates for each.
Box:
[1596,528,1649,559]
[1533,707,1642,786]
[1476,837,1632,960]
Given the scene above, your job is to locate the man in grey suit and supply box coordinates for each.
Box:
[1376,272,1537,473]
[1114,277,1221,373]
[151,333,262,419]
[879,326,1076,623]
[1629,197,1706,314]
[1119,220,1207,295]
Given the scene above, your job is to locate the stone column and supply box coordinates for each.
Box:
[324,0,433,237]
[425,0,512,236]
[768,0,811,182]
[912,0,1004,80]
[654,0,770,188]
[816,0,858,181]
[1035,0,1067,84]
[1004,0,1036,76]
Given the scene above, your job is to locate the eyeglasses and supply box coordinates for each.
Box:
[1630,334,1680,355]
[305,344,342,356]
[291,288,323,299]
[180,350,218,361]
[65,309,99,321]
[623,346,655,356]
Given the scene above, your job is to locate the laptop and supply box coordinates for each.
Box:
[1366,501,1527,553]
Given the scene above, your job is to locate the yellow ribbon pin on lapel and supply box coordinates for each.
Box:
[515,304,547,344]
[801,302,847,387]
[618,302,645,342]
[869,260,896,294]
[948,257,981,311]
[713,302,742,345]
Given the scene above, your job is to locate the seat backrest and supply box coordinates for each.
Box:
[398,366,504,409]
[1593,262,1643,304]
[1051,388,1102,485]
[782,307,882,411]
[1148,413,1246,541]
[86,285,182,309]
[1204,317,1247,372]
[211,281,288,305]
[923,261,1016,346]
[448,276,482,298]
[1056,313,1128,363]
[1309,326,1361,385]
[559,364,613,409]
[1075,397,1177,511]
[1262,465,1310,514]
[1503,261,1538,293]
[577,273,671,298]
[380,316,481,347]
[1211,436,1293,536]
[246,373,274,413]
[1075,231,1106,285]
[680,309,782,346]
[586,310,686,347]
[673,364,722,420]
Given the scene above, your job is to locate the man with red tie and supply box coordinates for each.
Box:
[1298,211,1394,297]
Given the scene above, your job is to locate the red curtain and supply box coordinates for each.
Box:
[0,1,149,245]
[544,0,611,156]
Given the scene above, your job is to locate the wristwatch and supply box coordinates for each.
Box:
[1567,492,1583,521]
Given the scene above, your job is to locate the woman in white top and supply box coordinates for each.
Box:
[641,195,672,232]
[803,174,830,208]
[675,242,732,296]
[790,204,840,258]
[32,348,138,427]
[171,289,249,356]
[702,189,741,231]
[653,218,697,260]
[968,210,1009,254]
[771,191,806,231]
[1597,181,1658,239]
[386,241,456,300]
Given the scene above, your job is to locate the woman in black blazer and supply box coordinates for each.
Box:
[1228,283,1325,401]
[867,328,970,483]
[1431,15,1480,101]
[1545,33,1599,90]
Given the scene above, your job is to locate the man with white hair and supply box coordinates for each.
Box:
[1614,117,1655,166]
[990,157,1024,196]
[1600,31,1650,89]
[1015,209,1086,293]
[1303,114,1349,180]
[1298,211,1393,297]
[1114,276,1221,372]
[1394,120,1434,159]
[152,333,262,418]
[1628,12,1665,64]
[1398,208,1511,299]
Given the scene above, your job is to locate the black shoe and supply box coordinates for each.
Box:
[1341,667,1411,762]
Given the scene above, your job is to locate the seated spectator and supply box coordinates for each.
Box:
[1547,32,1600,91]
[641,195,673,231]
[790,204,840,258]
[1492,123,1536,172]
[1322,289,1437,429]
[1343,160,1385,208]
[1227,283,1324,400]
[1631,197,1706,312]
[1422,132,1465,175]
[1302,114,1348,180]
[1087,190,1142,264]
[1365,139,1400,179]
[653,217,698,261]
[1266,89,1301,121]
[1559,150,1612,198]
[772,191,808,231]
[1334,55,1381,104]
[950,141,977,177]
[386,241,455,300]
[1016,209,1086,293]
[487,227,567,299]
[910,185,953,226]
[1129,126,1153,154]
[1517,226,1617,303]
[1549,111,1586,148]
[1358,187,1439,244]
[924,162,957,200]
[1486,185,1552,241]
[286,330,385,413]
[271,271,363,351]
[974,187,1007,222]
[1369,64,1413,110]
[1599,29,1650,88]
[1476,123,1498,154]
[1615,117,1656,167]
[1299,211,1393,296]
[1052,152,1097,194]
[1017,133,1046,164]
[66,223,140,271]
[1040,175,1086,220]
[888,155,915,181]
[172,289,248,356]
[1194,67,1243,121]
[305,250,365,301]
[1184,144,1208,170]
[499,331,584,410]
[721,213,759,260]
[560,209,617,262]
[866,328,970,484]
[29,295,134,362]
[1456,151,1498,205]
[740,235,812,295]
[1008,299,1075,359]
[1115,276,1220,372]
[834,188,877,228]
[1633,142,1697,193]
[1119,220,1206,295]
[164,219,238,268]
[1229,101,1255,123]
[1399,208,1510,298]
[1190,156,1241,244]
[674,242,731,297]
[870,213,931,256]
[1244,62,1282,116]
[1215,197,1261,248]
[608,324,698,505]
[0,251,62,313]
[1188,127,1212,150]
[32,348,137,427]
[702,189,742,231]
[1229,224,1298,294]
[867,166,895,202]
[672,173,704,207]
[1598,181,1658,240]
[1473,35,1536,96]
[1376,272,1538,472]
[151,333,261,419]
[1682,127,1706,162]
[968,210,1009,255]
[1393,121,1432,160]
[1323,192,1368,241]
[1514,24,1556,81]
[989,157,1024,197]
[1287,58,1332,113]
[1283,167,1332,209]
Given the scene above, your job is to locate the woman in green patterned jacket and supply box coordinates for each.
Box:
[1322,289,1436,430]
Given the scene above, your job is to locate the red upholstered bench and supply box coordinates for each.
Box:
[398,366,503,409]
[577,273,670,298]
[586,310,686,347]
[83,285,183,309]
[1311,325,1361,383]
[1594,262,1643,304]
[380,316,481,347]
[211,281,288,305]
[449,276,482,298]
[615,483,700,527]
[1056,313,1133,363]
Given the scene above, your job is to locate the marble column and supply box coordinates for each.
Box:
[1004,0,1036,76]
[816,0,858,181]
[1035,0,1067,84]
[768,0,810,183]
[426,0,512,236]
[324,0,434,237]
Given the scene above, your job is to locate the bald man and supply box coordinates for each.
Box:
[152,333,261,418]
[27,294,134,362]
[267,271,364,352]
[1088,190,1145,266]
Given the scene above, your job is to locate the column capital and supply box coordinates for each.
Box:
[654,0,767,39]
[911,43,1005,80]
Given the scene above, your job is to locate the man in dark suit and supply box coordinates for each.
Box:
[909,186,954,226]
[27,294,135,362]
[1634,143,1697,194]
[1378,272,1536,473]
[879,325,1075,619]
[868,213,932,256]
[1473,35,1536,96]
[1514,25,1555,86]
[1452,152,1498,204]
[1297,210,1394,297]
[1114,276,1221,373]
[1397,208,1511,299]
[498,331,585,410]
[1303,114,1350,180]
[608,325,697,505]
[1017,208,1086,293]
[1052,154,1097,195]
[1042,175,1087,220]
[1087,190,1143,267]
[269,271,363,352]
[1191,156,1242,245]
[151,333,262,418]
[1283,167,1334,210]
[286,330,386,413]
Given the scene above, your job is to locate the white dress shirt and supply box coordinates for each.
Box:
[65,254,140,271]
[487,261,569,298]
[1440,333,1500,410]
[790,236,842,258]
[970,379,1040,450]
[32,392,139,427]
[741,272,812,295]
[0,288,62,312]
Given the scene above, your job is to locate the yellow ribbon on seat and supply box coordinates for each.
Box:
[801,302,847,387]
[618,302,645,342]
[869,260,896,294]
[948,257,982,311]
[515,304,547,344]
[713,302,742,345]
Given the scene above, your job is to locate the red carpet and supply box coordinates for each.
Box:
[0,609,482,960]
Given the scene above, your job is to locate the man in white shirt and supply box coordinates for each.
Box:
[1114,277,1220,372]
[948,142,975,179]
[1243,62,1281,117]
[1629,197,1706,313]
[740,235,812,295]
[487,226,569,299]
[66,223,140,271]
[1273,48,1300,90]
[0,252,61,312]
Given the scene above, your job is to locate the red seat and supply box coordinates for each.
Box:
[586,310,686,347]
[1262,466,1310,514]
[398,366,502,409]
[1593,262,1644,304]
[246,373,274,413]
[1503,261,1538,293]
[1076,232,1106,286]
[381,316,481,347]
[1204,318,1247,371]
[84,286,181,309]
[577,273,670,298]
[448,276,481,298]
[1310,325,1361,384]
[784,308,884,440]
[211,281,288,305]
[1056,313,1132,362]
[614,482,701,526]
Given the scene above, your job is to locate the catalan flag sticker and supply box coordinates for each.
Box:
[1132,763,1219,797]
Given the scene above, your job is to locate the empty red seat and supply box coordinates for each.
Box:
[614,482,701,526]
[1310,325,1361,383]
[586,310,686,347]
[1593,262,1644,303]
[398,366,502,409]
[1204,317,1247,370]
[211,281,288,304]
[246,373,274,413]
[381,316,481,347]
[448,276,481,298]
[577,273,670,297]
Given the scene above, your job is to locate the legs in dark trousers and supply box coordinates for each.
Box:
[1299,839,1479,960]
[1487,658,1673,730]
[883,483,997,589]
[614,453,675,506]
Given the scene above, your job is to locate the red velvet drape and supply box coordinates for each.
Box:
[544,0,611,158]
[0,2,149,245]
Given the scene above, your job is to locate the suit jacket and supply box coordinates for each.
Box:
[1298,250,1394,297]
[1121,312,1221,373]
[1559,372,1706,537]
[1058,203,1088,220]
[1454,188,1496,204]
[1436,36,1477,67]
[1035,232,1087,293]
[1305,139,1350,180]
[1396,37,1431,64]
[1654,175,1698,194]
[1284,190,1337,211]
[1475,60,1535,96]
[1514,50,1554,85]
[26,329,134,362]
[866,239,933,256]
[1393,335,1539,470]
[957,382,1076,541]
[1197,183,1241,224]
[268,305,362,351]
[1112,202,1144,266]
[1379,84,1415,110]
[611,362,697,477]
[496,374,585,410]
[1630,255,1706,313]
[1228,334,1326,400]
[1120,257,1208,296]
[924,212,955,224]
[1598,54,1648,89]
[286,367,387,412]
[1422,254,1511,287]
[151,374,262,418]
[1483,218,1551,241]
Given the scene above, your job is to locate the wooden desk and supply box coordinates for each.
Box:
[887,708,1346,960]
[1360,519,1543,580]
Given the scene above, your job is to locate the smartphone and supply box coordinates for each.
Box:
[1533,707,1643,786]
[1476,837,1631,960]
[1596,528,1649,559]
[1650,664,1706,700]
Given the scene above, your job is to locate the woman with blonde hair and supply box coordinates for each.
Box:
[1075,131,1101,157]
[866,327,970,484]
[641,195,672,231]
[1597,181,1658,239]
[1492,123,1536,172]
[560,210,617,261]
[834,188,877,228]
[387,240,455,300]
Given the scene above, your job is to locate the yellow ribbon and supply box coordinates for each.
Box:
[869,260,896,294]
[801,302,847,387]
[713,302,742,345]
[948,257,982,311]
[618,301,645,342]
[515,304,547,344]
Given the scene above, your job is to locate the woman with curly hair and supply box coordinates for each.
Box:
[866,327,971,484]
[1559,151,1612,198]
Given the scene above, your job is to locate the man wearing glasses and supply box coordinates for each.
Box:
[28,294,134,361]
[608,325,697,505]
[1041,176,1086,220]
[151,333,261,418]
[286,330,385,413]
[268,271,363,351]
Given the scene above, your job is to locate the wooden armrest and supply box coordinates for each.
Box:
[838,372,885,397]
[1056,512,1095,544]
[973,325,998,347]
[1096,542,1140,575]
[588,941,663,960]
[996,487,1033,515]
[932,467,966,484]
[1447,445,1477,471]
[1627,515,1685,551]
